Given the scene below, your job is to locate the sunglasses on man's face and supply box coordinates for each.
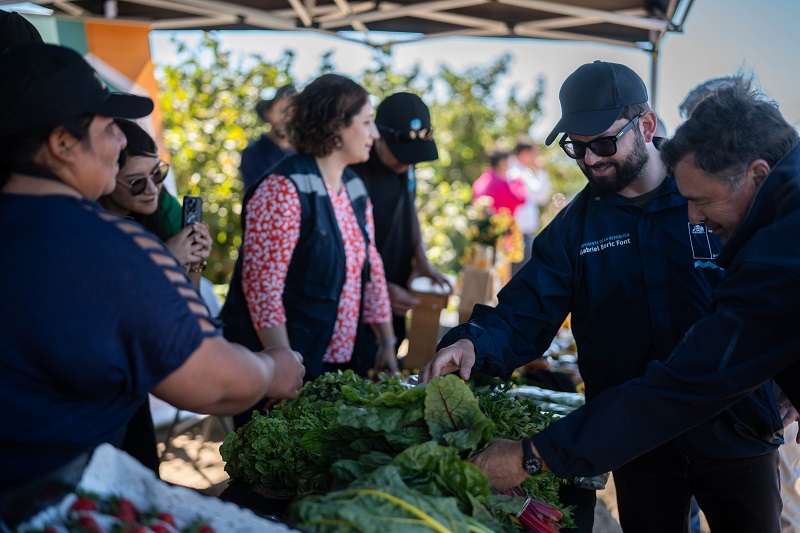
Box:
[559,113,644,160]
[118,161,170,196]
[378,124,434,143]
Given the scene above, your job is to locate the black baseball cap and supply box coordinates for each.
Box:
[0,11,43,53]
[0,43,154,137]
[255,84,297,120]
[376,92,438,164]
[545,61,648,146]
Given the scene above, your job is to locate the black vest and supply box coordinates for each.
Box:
[220,153,370,379]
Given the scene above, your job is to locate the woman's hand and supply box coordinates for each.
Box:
[165,223,211,267]
[262,346,305,400]
[372,342,399,375]
[190,222,213,262]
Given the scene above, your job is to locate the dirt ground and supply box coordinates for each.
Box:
[157,419,641,532]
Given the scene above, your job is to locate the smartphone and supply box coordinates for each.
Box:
[182,195,203,227]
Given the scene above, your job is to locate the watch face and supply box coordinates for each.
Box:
[523,455,542,476]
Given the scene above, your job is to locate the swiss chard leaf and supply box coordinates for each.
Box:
[330,451,395,484]
[288,485,472,533]
[424,375,495,451]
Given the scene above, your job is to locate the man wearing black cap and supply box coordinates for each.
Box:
[351,92,450,373]
[239,83,296,192]
[421,62,781,531]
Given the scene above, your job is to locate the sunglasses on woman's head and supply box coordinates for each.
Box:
[118,161,170,196]
[559,113,644,160]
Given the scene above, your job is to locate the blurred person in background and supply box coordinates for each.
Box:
[472,148,527,217]
[508,136,552,275]
[239,83,296,192]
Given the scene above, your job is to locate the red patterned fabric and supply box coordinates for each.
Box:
[242,174,391,363]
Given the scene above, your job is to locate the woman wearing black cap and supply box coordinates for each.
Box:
[220,73,396,428]
[0,43,304,524]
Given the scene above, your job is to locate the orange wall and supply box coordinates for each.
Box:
[84,20,167,161]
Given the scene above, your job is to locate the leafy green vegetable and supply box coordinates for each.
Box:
[425,376,494,452]
[289,485,472,533]
[221,370,573,531]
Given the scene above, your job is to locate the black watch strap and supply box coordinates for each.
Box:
[521,438,543,476]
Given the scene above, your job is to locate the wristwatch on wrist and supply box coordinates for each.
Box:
[521,438,543,476]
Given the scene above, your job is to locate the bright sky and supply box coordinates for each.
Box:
[150,0,798,140]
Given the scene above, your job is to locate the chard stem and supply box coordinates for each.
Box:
[345,489,454,533]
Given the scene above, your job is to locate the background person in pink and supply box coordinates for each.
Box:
[472,149,527,216]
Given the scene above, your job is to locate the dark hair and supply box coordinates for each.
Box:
[114,119,157,167]
[287,74,369,157]
[489,149,510,168]
[620,102,651,121]
[0,113,94,188]
[100,119,165,238]
[514,135,535,155]
[679,76,746,119]
[661,78,799,190]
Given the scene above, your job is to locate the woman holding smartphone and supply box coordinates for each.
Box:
[97,120,214,473]
[98,119,212,289]
[220,74,396,428]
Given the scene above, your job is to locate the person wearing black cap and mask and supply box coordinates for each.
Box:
[239,83,296,192]
[420,62,782,532]
[350,92,451,374]
[0,43,304,527]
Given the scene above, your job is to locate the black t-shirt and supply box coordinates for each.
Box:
[351,150,415,286]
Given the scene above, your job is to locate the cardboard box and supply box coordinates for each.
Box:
[458,266,499,323]
[404,290,451,371]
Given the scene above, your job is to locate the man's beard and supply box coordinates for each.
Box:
[581,130,648,195]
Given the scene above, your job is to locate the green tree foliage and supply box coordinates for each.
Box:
[156,33,585,283]
[158,34,294,284]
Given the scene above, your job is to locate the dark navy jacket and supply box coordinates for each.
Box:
[239,133,293,192]
[441,175,781,463]
[531,146,800,478]
[220,153,370,380]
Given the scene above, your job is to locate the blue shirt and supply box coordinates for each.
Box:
[0,194,217,487]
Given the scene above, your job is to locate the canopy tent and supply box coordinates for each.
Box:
[4,0,694,108]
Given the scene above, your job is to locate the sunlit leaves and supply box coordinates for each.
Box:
[156,33,294,283]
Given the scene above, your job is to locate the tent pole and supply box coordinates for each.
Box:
[649,43,660,114]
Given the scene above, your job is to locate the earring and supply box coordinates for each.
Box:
[334,136,342,149]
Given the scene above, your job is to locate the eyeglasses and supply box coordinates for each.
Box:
[559,113,644,160]
[378,124,434,143]
[117,161,170,196]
